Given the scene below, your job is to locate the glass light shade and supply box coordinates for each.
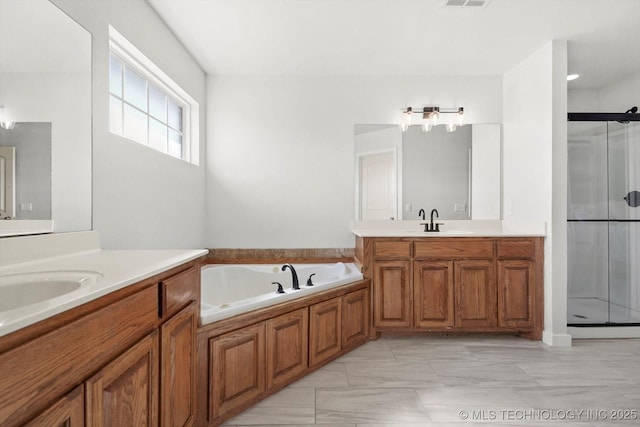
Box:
[445,123,457,132]
[422,120,432,132]
[0,107,15,130]
[400,110,412,132]
[457,108,465,125]
[430,110,440,126]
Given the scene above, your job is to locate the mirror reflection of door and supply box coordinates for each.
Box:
[359,151,397,220]
[0,146,16,219]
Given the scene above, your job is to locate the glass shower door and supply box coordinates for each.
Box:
[607,122,640,323]
[567,120,640,325]
[567,122,609,324]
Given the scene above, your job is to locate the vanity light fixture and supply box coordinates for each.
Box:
[0,106,15,130]
[400,106,464,132]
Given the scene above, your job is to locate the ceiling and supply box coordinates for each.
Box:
[149,0,639,90]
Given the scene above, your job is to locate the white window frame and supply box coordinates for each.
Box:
[108,25,199,165]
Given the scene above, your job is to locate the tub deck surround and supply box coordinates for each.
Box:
[196,278,371,427]
[0,231,208,338]
[206,247,355,264]
[201,263,364,323]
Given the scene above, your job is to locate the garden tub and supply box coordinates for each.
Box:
[200,262,363,324]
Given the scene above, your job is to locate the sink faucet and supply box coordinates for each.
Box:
[418,209,426,220]
[420,208,443,232]
[282,264,300,290]
[430,208,439,230]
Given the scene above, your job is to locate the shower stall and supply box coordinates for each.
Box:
[567,111,640,326]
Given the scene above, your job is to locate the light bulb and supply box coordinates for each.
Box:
[445,123,457,132]
[457,107,465,126]
[430,107,440,126]
[0,106,15,130]
[422,120,432,132]
[400,108,412,132]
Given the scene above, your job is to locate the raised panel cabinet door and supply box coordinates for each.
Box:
[414,260,454,328]
[210,322,266,420]
[309,298,342,367]
[373,261,412,327]
[160,302,197,427]
[86,330,159,427]
[497,260,535,328]
[341,288,370,349]
[454,260,497,328]
[25,384,84,427]
[266,308,309,389]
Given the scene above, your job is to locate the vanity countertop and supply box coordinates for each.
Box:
[352,219,546,238]
[0,231,208,337]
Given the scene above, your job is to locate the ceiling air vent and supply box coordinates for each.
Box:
[441,0,492,7]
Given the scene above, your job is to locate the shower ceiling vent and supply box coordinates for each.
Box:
[441,0,492,8]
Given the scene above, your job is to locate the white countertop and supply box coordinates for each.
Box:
[352,219,546,238]
[0,231,208,337]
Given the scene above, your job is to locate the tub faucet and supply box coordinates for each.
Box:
[418,209,426,220]
[282,264,300,290]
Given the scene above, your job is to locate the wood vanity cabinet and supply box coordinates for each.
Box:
[357,236,543,339]
[373,260,412,327]
[497,239,538,330]
[0,258,203,427]
[86,330,160,426]
[23,384,85,427]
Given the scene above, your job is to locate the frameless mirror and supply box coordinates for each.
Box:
[0,0,91,236]
[355,123,501,220]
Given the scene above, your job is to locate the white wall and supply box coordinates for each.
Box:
[568,71,640,112]
[503,41,570,346]
[206,75,502,248]
[471,124,501,219]
[52,0,207,249]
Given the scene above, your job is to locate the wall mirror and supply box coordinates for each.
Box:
[0,0,91,236]
[355,123,501,221]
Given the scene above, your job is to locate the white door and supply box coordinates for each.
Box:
[0,146,16,219]
[360,151,397,220]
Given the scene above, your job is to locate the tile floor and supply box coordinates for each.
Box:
[223,335,640,426]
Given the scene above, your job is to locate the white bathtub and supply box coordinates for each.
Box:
[200,262,364,324]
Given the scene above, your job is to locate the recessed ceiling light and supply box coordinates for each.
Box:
[567,74,582,81]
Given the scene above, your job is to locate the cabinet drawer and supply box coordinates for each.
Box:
[497,239,535,259]
[373,241,411,258]
[414,240,493,259]
[160,266,199,318]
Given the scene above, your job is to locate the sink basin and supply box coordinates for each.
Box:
[400,229,475,235]
[0,270,102,312]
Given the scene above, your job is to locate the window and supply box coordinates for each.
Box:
[108,26,199,164]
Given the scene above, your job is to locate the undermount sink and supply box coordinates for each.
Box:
[0,270,102,312]
[431,230,474,235]
[400,229,475,235]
